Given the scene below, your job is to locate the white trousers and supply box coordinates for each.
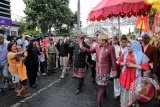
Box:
[60,56,68,73]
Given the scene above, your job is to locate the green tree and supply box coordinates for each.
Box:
[23,29,40,35]
[18,18,41,35]
[18,18,28,35]
[23,0,76,35]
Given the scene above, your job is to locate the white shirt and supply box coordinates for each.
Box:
[91,42,98,61]
[4,39,9,44]
[143,44,149,53]
[114,45,120,59]
[120,46,127,55]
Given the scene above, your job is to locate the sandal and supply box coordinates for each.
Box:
[16,95,24,99]
[24,93,31,97]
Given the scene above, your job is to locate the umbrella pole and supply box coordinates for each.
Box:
[118,16,121,37]
[140,19,143,36]
[111,18,114,36]
[111,18,114,45]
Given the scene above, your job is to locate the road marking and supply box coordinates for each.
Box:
[11,79,61,107]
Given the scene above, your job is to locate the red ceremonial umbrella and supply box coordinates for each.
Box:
[88,0,151,21]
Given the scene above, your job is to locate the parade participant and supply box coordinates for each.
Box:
[112,36,121,99]
[7,42,26,94]
[25,37,40,88]
[90,38,98,83]
[80,34,117,107]
[59,35,70,79]
[46,37,58,75]
[68,37,74,68]
[119,35,128,56]
[0,34,8,93]
[110,36,120,79]
[72,36,90,95]
[113,35,128,99]
[118,40,149,107]
[142,34,158,77]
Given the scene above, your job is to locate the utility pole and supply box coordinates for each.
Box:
[77,0,80,33]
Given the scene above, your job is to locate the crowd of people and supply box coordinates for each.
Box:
[0,33,160,107]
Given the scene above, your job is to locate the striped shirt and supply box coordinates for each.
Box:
[0,43,8,65]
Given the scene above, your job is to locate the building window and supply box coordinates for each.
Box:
[0,0,10,19]
[11,31,17,35]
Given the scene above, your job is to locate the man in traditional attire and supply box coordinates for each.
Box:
[142,34,158,77]
[80,34,117,107]
[72,36,90,94]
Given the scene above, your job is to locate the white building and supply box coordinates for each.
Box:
[0,0,19,37]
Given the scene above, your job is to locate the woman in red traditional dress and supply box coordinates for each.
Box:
[118,40,149,107]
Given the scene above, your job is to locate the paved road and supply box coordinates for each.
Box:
[0,68,159,107]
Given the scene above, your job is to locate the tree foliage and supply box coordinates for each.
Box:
[18,18,28,35]
[18,18,41,35]
[23,0,76,35]
[23,29,41,35]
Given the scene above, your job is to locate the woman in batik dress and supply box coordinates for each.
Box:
[118,40,149,107]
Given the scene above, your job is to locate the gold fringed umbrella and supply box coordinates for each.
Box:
[146,0,160,12]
